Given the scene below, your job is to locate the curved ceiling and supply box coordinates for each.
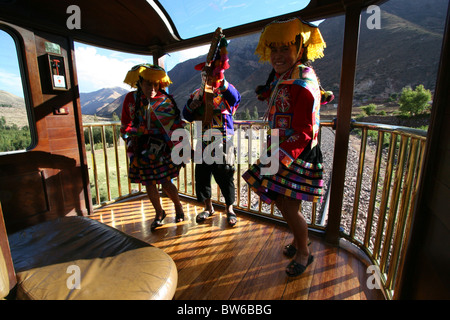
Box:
[0,0,386,55]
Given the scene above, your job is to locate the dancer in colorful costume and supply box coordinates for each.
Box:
[182,37,241,227]
[243,18,333,276]
[121,64,185,230]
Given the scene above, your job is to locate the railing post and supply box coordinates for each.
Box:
[325,4,361,245]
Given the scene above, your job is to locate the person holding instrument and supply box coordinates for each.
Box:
[121,64,185,231]
[182,36,241,227]
[243,18,333,276]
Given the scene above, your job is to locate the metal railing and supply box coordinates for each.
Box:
[339,122,427,300]
[83,121,141,206]
[82,119,427,299]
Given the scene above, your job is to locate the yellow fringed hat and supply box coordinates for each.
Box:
[123,64,172,88]
[255,18,326,62]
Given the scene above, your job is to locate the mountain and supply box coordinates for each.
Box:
[80,87,128,115]
[0,90,25,108]
[1,0,447,121]
[167,0,447,114]
[93,92,127,118]
[0,90,28,128]
[57,0,448,118]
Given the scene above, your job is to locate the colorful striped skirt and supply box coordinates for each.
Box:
[242,145,324,204]
[128,154,180,186]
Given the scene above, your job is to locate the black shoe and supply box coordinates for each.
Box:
[283,241,311,258]
[227,212,237,227]
[283,244,297,258]
[196,210,214,223]
[286,255,314,277]
[176,211,185,223]
[151,211,166,231]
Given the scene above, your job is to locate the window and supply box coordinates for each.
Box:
[0,29,32,153]
[159,0,311,39]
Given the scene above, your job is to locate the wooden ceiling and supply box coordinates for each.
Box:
[0,0,386,55]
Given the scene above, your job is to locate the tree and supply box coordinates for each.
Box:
[0,116,6,129]
[361,103,377,115]
[398,85,431,117]
[252,106,259,119]
[241,109,251,120]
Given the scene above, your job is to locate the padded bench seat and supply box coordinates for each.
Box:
[7,216,177,300]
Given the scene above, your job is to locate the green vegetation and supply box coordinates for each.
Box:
[84,114,120,151]
[398,85,432,117]
[236,106,260,120]
[361,103,378,116]
[86,146,130,203]
[352,84,430,149]
[0,116,31,152]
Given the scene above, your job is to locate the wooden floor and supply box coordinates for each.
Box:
[89,194,385,300]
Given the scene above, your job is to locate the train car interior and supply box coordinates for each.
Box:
[0,0,449,301]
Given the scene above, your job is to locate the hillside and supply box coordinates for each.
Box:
[80,87,128,115]
[52,0,450,119]
[0,90,25,109]
[0,0,447,122]
[167,0,446,115]
[0,90,28,128]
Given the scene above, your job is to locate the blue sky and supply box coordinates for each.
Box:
[0,30,24,97]
[1,0,311,96]
[160,0,310,39]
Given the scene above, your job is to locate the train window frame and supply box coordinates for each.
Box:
[0,26,36,155]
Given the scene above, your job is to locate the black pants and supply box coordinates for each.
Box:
[195,162,235,206]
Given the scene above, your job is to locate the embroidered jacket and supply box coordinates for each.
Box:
[265,62,321,167]
[182,80,241,151]
[120,91,184,160]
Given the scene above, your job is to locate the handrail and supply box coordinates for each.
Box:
[344,120,427,300]
[82,119,427,300]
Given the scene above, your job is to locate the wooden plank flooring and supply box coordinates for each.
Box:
[89,194,385,300]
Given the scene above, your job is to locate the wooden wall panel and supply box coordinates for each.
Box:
[0,171,48,231]
[0,22,91,233]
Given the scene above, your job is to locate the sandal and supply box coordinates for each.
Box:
[286,255,314,277]
[283,241,312,258]
[175,209,185,223]
[196,210,214,223]
[151,211,167,231]
[283,244,297,258]
[227,212,237,227]
[176,213,185,223]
